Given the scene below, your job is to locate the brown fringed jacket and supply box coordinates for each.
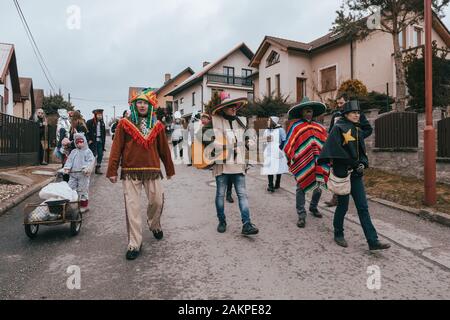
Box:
[106,118,175,180]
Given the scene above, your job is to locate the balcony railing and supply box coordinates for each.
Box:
[206,73,253,87]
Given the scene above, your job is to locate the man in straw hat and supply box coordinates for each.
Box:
[107,88,175,260]
[282,97,329,229]
[208,92,259,236]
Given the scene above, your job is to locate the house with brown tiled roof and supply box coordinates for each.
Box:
[250,14,450,105]
[155,67,195,111]
[0,43,21,115]
[14,77,35,120]
[166,43,256,120]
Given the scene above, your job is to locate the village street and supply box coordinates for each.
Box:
[0,138,450,300]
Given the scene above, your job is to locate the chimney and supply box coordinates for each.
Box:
[203,61,210,68]
[164,73,171,83]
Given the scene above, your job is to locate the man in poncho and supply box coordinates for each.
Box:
[282,97,329,228]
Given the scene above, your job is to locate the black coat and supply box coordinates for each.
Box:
[86,118,106,152]
[319,118,370,178]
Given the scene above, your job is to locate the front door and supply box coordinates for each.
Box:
[296,78,306,102]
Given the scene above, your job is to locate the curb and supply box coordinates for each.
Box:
[0,176,56,217]
[367,196,450,228]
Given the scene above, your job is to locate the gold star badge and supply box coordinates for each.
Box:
[342,129,356,145]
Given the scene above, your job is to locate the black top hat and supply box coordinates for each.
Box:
[341,100,361,115]
[92,109,104,114]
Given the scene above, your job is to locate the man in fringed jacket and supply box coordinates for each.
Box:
[107,89,175,261]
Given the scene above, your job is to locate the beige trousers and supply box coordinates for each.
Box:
[122,178,164,250]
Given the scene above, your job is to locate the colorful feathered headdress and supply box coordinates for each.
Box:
[129,88,158,130]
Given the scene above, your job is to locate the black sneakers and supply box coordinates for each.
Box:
[334,236,348,248]
[309,208,323,218]
[126,245,142,260]
[242,222,259,235]
[226,195,234,203]
[217,221,227,233]
[267,185,275,193]
[369,241,391,251]
[297,217,306,228]
[153,230,164,240]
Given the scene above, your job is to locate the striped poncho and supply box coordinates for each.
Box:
[283,120,330,193]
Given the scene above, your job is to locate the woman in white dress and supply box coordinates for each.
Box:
[261,116,289,192]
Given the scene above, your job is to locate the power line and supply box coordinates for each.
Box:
[70,97,126,103]
[13,0,58,92]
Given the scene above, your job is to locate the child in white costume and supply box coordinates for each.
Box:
[64,133,95,213]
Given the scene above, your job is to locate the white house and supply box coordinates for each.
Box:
[166,43,256,120]
[0,43,21,115]
[249,14,450,105]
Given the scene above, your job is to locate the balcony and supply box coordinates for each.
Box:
[206,73,253,88]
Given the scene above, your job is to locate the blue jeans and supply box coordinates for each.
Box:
[296,186,322,219]
[96,141,104,165]
[333,175,379,245]
[215,174,251,224]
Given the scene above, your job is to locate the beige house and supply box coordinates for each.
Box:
[155,67,195,110]
[0,43,21,116]
[250,15,450,105]
[14,77,35,120]
[166,43,256,119]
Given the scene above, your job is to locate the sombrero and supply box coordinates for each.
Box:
[287,97,327,119]
[211,92,248,115]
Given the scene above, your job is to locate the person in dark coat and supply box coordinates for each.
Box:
[86,109,106,175]
[318,100,390,251]
[32,108,48,165]
[325,93,373,207]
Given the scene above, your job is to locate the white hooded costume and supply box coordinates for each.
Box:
[261,116,289,175]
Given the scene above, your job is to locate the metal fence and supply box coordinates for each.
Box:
[375,112,418,149]
[206,73,253,87]
[0,113,40,168]
[438,117,450,158]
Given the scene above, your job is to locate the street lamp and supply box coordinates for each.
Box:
[423,0,437,205]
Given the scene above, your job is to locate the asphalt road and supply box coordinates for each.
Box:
[1,138,450,300]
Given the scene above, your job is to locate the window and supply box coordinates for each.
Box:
[399,28,407,49]
[180,97,184,105]
[242,69,252,78]
[0,95,4,113]
[275,74,281,97]
[174,100,179,111]
[247,92,254,103]
[180,109,184,116]
[4,87,9,111]
[223,67,235,84]
[266,50,280,67]
[266,78,272,96]
[413,27,423,47]
[320,65,337,93]
[192,92,196,106]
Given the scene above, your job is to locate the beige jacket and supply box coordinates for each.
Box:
[211,115,255,177]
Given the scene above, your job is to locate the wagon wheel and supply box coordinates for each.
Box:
[25,224,39,239]
[70,212,82,236]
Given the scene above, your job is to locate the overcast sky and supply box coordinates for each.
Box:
[1,0,449,122]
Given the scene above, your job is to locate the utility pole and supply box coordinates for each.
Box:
[68,93,71,104]
[113,105,116,119]
[423,0,437,206]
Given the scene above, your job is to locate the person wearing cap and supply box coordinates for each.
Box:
[209,93,259,236]
[282,97,329,228]
[318,100,390,251]
[86,109,106,175]
[187,111,201,166]
[107,89,175,261]
[325,93,373,207]
[261,116,289,192]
